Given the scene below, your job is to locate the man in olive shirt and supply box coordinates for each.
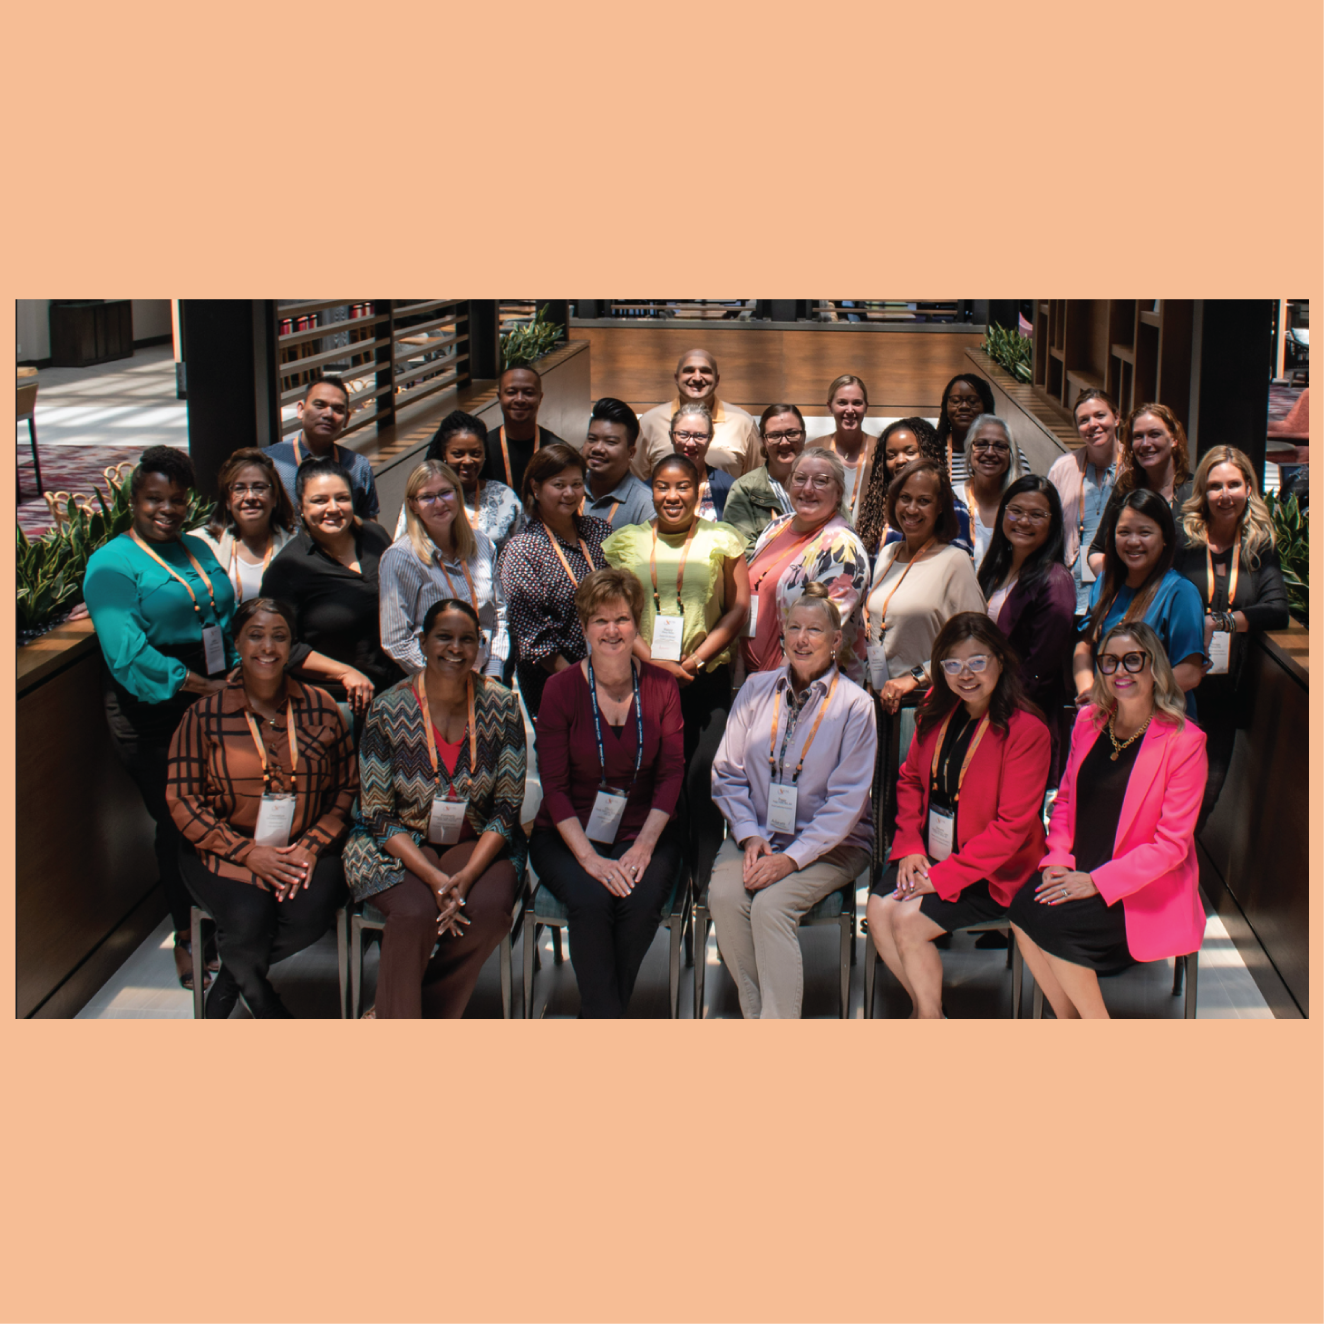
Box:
[481,365,566,493]
[632,348,760,482]
[580,397,654,531]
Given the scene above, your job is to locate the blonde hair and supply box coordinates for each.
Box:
[789,446,847,507]
[1116,402,1192,495]
[788,580,841,631]
[1181,445,1276,569]
[1088,621,1187,730]
[404,460,476,565]
[826,374,869,408]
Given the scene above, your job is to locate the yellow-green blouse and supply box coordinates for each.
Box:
[603,518,748,671]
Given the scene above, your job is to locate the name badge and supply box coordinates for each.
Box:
[652,613,684,662]
[201,624,227,676]
[867,642,890,689]
[254,793,297,849]
[927,806,955,862]
[745,597,759,638]
[1208,630,1231,676]
[766,783,798,835]
[428,794,469,845]
[1080,556,1097,585]
[586,786,628,844]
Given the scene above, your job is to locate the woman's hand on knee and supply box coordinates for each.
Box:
[617,841,654,889]
[581,851,633,898]
[893,854,933,898]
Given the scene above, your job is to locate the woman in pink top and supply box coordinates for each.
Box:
[1009,621,1208,1018]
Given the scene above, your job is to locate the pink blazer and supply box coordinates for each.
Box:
[1043,706,1208,961]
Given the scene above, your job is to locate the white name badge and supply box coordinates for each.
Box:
[254,793,297,848]
[201,624,227,675]
[867,642,890,689]
[766,783,799,835]
[1208,630,1231,675]
[586,786,628,844]
[652,613,684,662]
[927,806,955,863]
[1081,556,1097,585]
[745,597,759,638]
[428,795,469,845]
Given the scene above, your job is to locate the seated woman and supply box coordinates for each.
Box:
[723,404,807,550]
[528,569,685,1017]
[166,597,357,1017]
[867,613,1050,1018]
[666,402,733,520]
[379,459,508,679]
[342,600,528,1018]
[708,585,876,1018]
[1010,622,1208,1019]
[196,448,298,604]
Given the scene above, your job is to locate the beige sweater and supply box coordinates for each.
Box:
[865,542,986,675]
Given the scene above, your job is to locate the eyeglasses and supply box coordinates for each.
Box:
[672,431,712,444]
[939,655,990,676]
[1005,505,1050,524]
[972,441,1011,454]
[415,490,458,506]
[790,475,835,491]
[765,428,805,442]
[230,482,272,497]
[947,394,983,408]
[1097,651,1150,675]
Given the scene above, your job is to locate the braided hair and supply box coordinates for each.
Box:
[855,417,943,556]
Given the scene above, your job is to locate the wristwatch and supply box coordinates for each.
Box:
[909,664,926,683]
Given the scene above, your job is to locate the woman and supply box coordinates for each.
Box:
[1073,490,1205,710]
[815,374,876,523]
[1010,623,1208,1018]
[936,373,1031,483]
[868,613,1050,1018]
[498,443,611,718]
[196,448,298,604]
[1175,446,1289,828]
[379,460,509,680]
[723,404,807,550]
[856,417,973,557]
[529,569,685,1017]
[261,456,404,727]
[962,414,1024,570]
[708,585,876,1018]
[977,476,1076,784]
[342,600,527,1018]
[84,445,237,990]
[1048,389,1121,621]
[742,448,870,682]
[1086,402,1193,574]
[603,454,750,899]
[166,597,356,1018]
[667,401,733,521]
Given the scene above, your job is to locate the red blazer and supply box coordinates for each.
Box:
[891,706,1050,906]
[1043,706,1207,961]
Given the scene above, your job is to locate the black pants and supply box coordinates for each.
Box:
[180,845,345,1014]
[529,824,682,1017]
[680,665,731,898]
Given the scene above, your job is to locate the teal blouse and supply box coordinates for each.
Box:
[84,532,238,704]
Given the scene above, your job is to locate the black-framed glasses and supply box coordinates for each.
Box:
[972,441,1010,454]
[1097,651,1150,675]
[765,428,805,442]
[672,430,712,444]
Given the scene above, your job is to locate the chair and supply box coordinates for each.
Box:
[350,871,528,1019]
[189,902,349,1020]
[523,860,691,1019]
[1028,951,1198,1019]
[16,367,42,498]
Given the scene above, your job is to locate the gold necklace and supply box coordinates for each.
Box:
[1106,710,1151,761]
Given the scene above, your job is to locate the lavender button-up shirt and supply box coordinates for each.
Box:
[712,665,876,870]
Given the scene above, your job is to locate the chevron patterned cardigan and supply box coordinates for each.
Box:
[343,675,528,901]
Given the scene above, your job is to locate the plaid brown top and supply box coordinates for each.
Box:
[166,676,357,882]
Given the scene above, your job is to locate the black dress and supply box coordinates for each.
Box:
[1008,721,1139,970]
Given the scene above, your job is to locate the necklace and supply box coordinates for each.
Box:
[1106,710,1151,761]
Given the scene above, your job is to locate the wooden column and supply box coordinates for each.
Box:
[1187,299,1274,481]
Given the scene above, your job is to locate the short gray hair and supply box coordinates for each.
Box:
[670,401,714,440]
[963,414,1022,493]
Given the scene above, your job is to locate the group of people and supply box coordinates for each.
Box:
[80,348,1289,1019]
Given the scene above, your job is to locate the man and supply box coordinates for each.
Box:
[265,376,380,520]
[481,365,565,493]
[632,349,760,482]
[580,397,654,531]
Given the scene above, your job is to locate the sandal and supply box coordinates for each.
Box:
[174,937,213,993]
[360,1007,377,1019]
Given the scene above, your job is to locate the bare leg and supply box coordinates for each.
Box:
[866,893,919,1009]
[1011,923,1080,1019]
[893,903,948,1018]
[1042,951,1110,1019]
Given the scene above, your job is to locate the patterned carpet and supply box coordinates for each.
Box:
[17,442,148,538]
[1269,382,1303,423]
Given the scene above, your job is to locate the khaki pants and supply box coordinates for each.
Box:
[707,837,870,1019]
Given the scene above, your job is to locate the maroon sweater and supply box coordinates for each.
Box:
[534,661,684,842]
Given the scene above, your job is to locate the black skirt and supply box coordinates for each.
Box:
[1008,872,1133,972]
[871,862,1008,932]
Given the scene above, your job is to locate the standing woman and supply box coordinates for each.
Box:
[166,598,357,1018]
[935,373,996,481]
[962,414,1024,570]
[816,374,877,524]
[742,448,870,683]
[83,446,237,989]
[379,460,509,680]
[498,443,610,719]
[529,569,685,1017]
[342,600,528,1018]
[603,453,750,900]
[1176,446,1288,828]
[1010,623,1208,1019]
[977,476,1076,784]
[196,448,298,605]
[868,614,1050,1018]
[667,402,733,521]
[723,404,807,550]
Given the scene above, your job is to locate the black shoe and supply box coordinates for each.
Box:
[974,930,1010,950]
[205,966,241,1019]
[240,987,294,1019]
[933,933,952,949]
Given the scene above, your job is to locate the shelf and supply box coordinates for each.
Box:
[1066,368,1104,392]
[1110,342,1135,364]
[1038,302,1050,315]
[1139,309,1162,328]
[1049,346,1065,361]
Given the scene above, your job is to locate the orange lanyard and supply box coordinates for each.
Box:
[229,537,273,599]
[1207,538,1240,609]
[579,495,622,526]
[498,426,540,488]
[129,531,220,622]
[769,674,839,783]
[434,545,477,605]
[292,436,339,468]
[243,699,300,794]
[415,673,477,797]
[830,434,872,520]
[930,709,991,800]
[546,525,593,588]
[751,521,828,594]
[865,539,933,641]
[649,520,698,615]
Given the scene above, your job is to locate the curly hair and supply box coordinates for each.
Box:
[426,410,488,462]
[130,445,195,499]
[855,418,944,555]
[1115,402,1192,497]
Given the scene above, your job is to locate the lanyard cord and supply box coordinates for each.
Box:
[498,426,540,489]
[768,673,839,784]
[545,522,593,588]
[129,531,221,623]
[1207,536,1241,609]
[229,536,274,599]
[929,708,991,802]
[586,660,643,790]
[865,539,934,641]
[416,673,477,799]
[649,519,699,616]
[243,698,300,794]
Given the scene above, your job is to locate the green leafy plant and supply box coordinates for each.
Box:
[1265,491,1308,624]
[500,304,564,370]
[981,321,1033,383]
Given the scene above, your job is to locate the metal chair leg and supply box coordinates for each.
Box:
[1032,983,1044,1019]
[692,907,709,1018]
[351,914,364,1020]
[863,932,877,1019]
[552,926,564,964]
[190,906,206,1020]
[522,909,537,1020]
[1171,953,1185,997]
[28,417,42,495]
[683,909,694,968]
[499,934,513,1018]
[1184,952,1199,1019]
[668,917,682,1019]
[335,907,349,1018]
[838,917,851,1018]
[1011,934,1024,1019]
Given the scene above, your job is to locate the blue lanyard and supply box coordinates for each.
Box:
[586,660,643,792]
